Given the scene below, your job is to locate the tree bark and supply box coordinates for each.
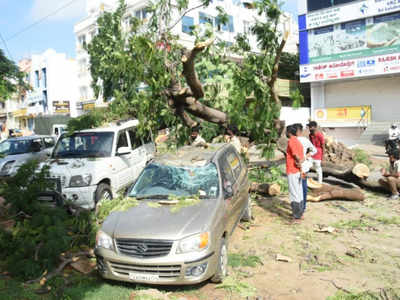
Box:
[250,182,281,197]
[307,179,365,202]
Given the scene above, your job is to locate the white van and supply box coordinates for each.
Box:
[47,120,155,209]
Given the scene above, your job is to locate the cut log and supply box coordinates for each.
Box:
[352,164,370,179]
[307,178,365,202]
[250,182,281,196]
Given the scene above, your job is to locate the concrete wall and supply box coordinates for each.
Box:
[324,76,400,122]
[280,107,311,126]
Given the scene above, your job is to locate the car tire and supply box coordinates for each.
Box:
[210,238,228,283]
[95,183,113,209]
[241,196,252,222]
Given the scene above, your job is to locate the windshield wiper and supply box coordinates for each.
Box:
[135,194,169,200]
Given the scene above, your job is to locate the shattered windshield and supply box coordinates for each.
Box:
[129,162,220,199]
[0,139,34,155]
[53,132,114,158]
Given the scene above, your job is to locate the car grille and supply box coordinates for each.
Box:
[109,261,181,278]
[49,174,67,187]
[115,239,173,258]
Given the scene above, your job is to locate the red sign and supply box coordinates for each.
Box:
[340,70,354,78]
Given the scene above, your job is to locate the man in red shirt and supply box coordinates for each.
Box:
[308,121,324,183]
[286,125,305,220]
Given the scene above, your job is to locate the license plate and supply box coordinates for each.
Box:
[128,273,159,282]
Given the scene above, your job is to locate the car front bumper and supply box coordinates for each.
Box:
[62,185,98,209]
[95,247,218,285]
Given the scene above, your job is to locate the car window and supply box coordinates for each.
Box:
[218,156,235,193]
[43,137,55,148]
[226,150,242,180]
[128,129,142,149]
[117,131,129,148]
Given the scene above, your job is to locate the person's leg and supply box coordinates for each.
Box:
[302,177,307,211]
[314,160,323,183]
[288,173,303,219]
[386,177,399,198]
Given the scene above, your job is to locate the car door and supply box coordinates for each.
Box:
[127,128,147,180]
[218,152,237,236]
[113,131,133,189]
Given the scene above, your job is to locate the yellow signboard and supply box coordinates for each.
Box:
[13,108,27,118]
[315,106,371,123]
[83,103,95,111]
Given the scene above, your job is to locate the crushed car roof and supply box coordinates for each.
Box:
[154,144,227,167]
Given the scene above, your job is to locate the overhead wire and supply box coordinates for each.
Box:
[6,0,81,42]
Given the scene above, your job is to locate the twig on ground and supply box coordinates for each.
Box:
[320,278,351,293]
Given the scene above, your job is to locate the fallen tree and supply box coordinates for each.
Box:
[307,178,365,202]
[250,182,281,197]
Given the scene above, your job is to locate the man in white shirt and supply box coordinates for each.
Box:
[294,123,317,211]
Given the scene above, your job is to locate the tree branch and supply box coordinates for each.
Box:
[180,96,228,126]
[182,38,214,99]
[167,4,205,32]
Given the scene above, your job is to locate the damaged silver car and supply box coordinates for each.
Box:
[95,144,251,285]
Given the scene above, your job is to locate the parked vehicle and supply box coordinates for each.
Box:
[0,135,55,176]
[47,120,155,209]
[95,144,251,285]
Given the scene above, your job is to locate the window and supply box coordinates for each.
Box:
[78,35,86,47]
[219,156,235,187]
[128,129,142,149]
[135,8,148,20]
[199,12,214,26]
[35,70,40,88]
[117,131,129,148]
[307,0,357,12]
[42,91,48,111]
[43,137,55,148]
[243,20,250,34]
[41,68,47,89]
[182,16,194,34]
[228,15,234,32]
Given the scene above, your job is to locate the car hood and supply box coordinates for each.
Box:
[104,199,220,241]
[0,153,32,166]
[47,157,111,177]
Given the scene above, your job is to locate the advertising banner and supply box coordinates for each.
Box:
[314,106,371,124]
[300,52,400,82]
[307,12,400,64]
[306,0,400,29]
[53,101,70,114]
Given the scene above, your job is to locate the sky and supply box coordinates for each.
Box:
[0,0,298,63]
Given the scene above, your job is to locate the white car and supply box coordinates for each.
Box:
[0,135,55,177]
[47,120,155,209]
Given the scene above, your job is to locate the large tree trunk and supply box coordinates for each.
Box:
[307,178,365,202]
[250,182,281,197]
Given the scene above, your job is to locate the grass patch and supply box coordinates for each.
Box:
[228,253,263,268]
[374,216,400,226]
[333,218,373,231]
[327,288,400,300]
[216,276,257,297]
[353,149,372,167]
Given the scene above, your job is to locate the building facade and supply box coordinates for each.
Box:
[5,49,80,133]
[298,0,400,133]
[74,0,299,112]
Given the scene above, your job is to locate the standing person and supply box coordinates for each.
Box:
[307,121,324,183]
[294,123,317,212]
[378,149,400,200]
[286,125,305,221]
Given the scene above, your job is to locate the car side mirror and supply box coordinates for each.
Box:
[117,146,131,156]
[224,181,233,199]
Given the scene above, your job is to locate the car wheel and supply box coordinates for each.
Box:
[241,196,252,222]
[95,183,113,209]
[211,238,228,283]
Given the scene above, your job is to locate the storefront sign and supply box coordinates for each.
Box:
[13,108,27,118]
[306,0,400,29]
[307,12,400,64]
[83,103,95,111]
[300,52,400,82]
[53,101,70,114]
[314,106,371,123]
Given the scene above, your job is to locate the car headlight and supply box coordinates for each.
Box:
[96,230,114,250]
[1,161,15,175]
[177,232,209,254]
[69,174,92,187]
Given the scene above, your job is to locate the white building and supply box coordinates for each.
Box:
[298,0,400,144]
[4,49,80,132]
[74,0,299,112]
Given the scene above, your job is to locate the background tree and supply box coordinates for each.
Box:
[278,52,299,81]
[72,0,290,157]
[0,49,27,101]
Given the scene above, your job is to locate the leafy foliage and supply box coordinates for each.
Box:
[278,52,299,80]
[0,160,96,280]
[75,0,288,158]
[249,165,288,193]
[0,49,29,101]
[96,196,139,222]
